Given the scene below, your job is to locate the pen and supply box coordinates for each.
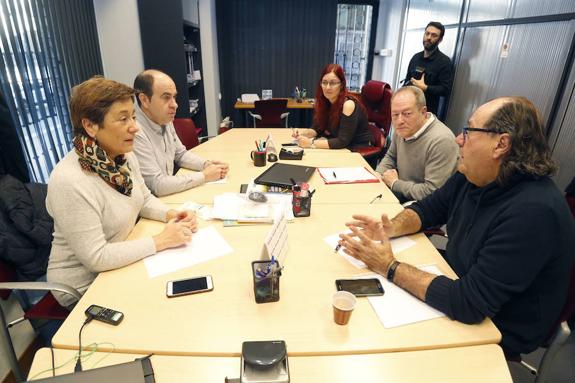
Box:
[334,243,341,253]
[369,194,383,204]
[332,171,337,179]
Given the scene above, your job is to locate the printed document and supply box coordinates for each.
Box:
[365,265,446,328]
[144,226,233,278]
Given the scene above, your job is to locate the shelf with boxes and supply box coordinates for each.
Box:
[183,22,206,135]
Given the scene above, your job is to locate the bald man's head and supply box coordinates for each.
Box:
[133,69,169,106]
[134,69,178,125]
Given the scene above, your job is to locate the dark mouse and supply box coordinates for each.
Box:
[267,153,278,162]
[248,191,268,203]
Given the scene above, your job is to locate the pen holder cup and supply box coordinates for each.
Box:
[251,150,267,167]
[252,260,281,303]
[292,194,312,217]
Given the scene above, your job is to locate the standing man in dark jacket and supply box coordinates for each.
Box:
[339,96,575,357]
[403,21,453,121]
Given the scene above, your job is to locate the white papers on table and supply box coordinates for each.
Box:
[365,265,445,328]
[318,167,380,184]
[211,193,294,221]
[144,226,233,278]
[206,176,228,184]
[241,94,260,103]
[179,201,213,220]
[323,231,416,269]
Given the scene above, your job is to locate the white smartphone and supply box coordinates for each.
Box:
[166,275,213,298]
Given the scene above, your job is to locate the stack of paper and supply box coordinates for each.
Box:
[211,193,294,222]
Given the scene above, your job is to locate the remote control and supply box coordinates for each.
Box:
[84,304,124,325]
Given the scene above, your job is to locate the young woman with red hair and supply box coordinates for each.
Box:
[294,64,371,149]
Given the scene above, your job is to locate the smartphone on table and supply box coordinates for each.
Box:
[335,278,384,297]
[166,275,213,298]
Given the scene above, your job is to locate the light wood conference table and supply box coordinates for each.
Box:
[28,345,512,382]
[161,151,397,205]
[51,204,500,357]
[190,128,348,155]
[161,128,398,204]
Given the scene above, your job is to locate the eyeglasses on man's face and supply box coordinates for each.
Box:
[462,126,501,142]
[321,81,341,88]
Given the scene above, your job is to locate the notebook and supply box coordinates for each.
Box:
[254,163,316,189]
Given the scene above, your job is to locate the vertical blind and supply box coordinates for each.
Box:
[216,0,338,126]
[0,0,102,182]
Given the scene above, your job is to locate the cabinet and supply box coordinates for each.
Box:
[137,0,207,135]
[183,22,207,135]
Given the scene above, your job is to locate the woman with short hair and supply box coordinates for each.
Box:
[47,76,196,307]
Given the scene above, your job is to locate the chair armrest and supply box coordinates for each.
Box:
[0,281,82,300]
[248,112,262,120]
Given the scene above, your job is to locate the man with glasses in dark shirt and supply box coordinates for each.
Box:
[339,96,575,358]
[403,21,453,121]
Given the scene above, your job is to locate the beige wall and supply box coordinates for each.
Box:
[93,0,145,85]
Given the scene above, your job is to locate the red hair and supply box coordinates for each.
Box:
[312,64,365,133]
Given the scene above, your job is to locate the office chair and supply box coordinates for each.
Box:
[352,124,387,169]
[510,260,575,383]
[248,99,290,128]
[360,80,392,137]
[0,259,81,382]
[509,195,575,383]
[173,118,201,149]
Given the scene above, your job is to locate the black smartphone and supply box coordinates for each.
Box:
[413,67,425,80]
[335,278,384,297]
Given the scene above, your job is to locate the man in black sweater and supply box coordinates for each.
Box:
[403,21,453,121]
[339,97,575,356]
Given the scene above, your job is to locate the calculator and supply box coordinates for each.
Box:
[84,304,124,325]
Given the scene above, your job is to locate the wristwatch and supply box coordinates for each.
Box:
[310,138,316,149]
[387,260,401,283]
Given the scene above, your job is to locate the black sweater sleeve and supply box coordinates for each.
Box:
[327,104,360,149]
[407,172,463,229]
[425,200,561,324]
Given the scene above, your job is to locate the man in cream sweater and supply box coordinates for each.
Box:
[376,86,458,203]
[133,69,229,196]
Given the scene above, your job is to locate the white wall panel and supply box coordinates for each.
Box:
[405,0,463,29]
[446,21,574,133]
[467,0,575,22]
[446,26,506,131]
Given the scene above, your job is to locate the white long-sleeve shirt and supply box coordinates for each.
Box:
[46,152,169,306]
[133,105,208,196]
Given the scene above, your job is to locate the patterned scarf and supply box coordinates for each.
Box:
[73,135,133,196]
